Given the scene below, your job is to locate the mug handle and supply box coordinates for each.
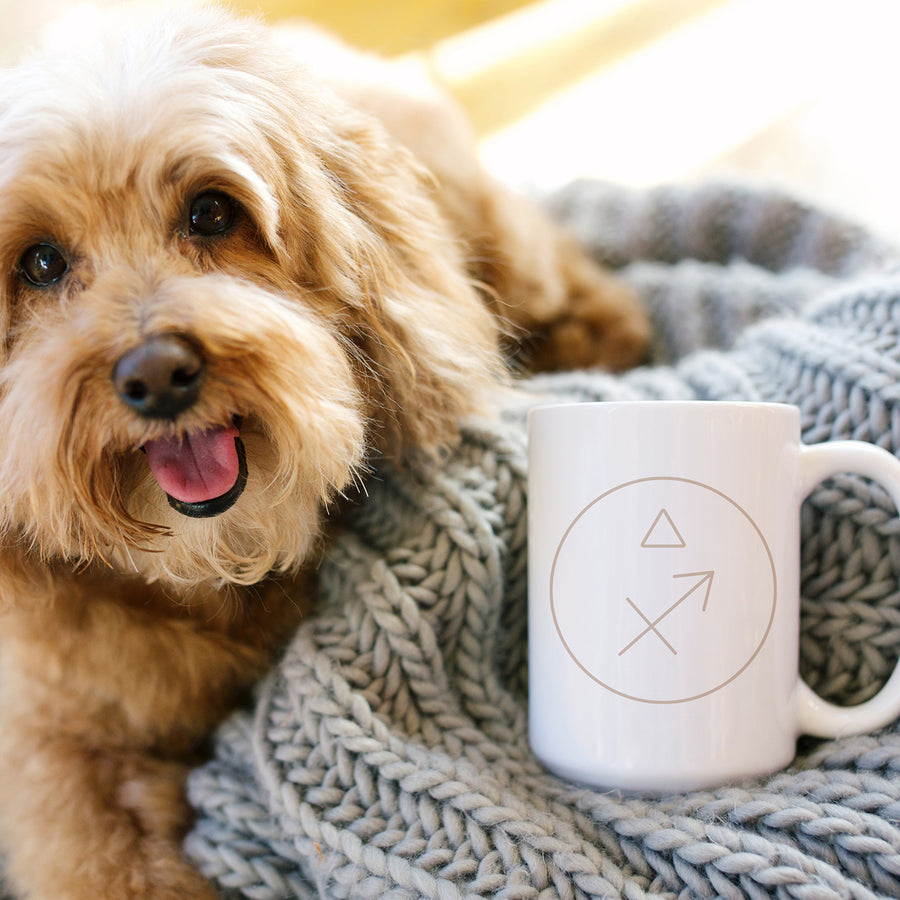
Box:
[797,440,900,737]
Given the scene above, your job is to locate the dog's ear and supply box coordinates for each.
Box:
[276,113,504,458]
[106,7,504,460]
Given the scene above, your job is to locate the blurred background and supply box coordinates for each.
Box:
[1,0,897,242]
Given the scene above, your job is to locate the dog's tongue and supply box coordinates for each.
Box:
[144,425,241,504]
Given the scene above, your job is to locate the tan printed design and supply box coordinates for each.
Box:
[549,477,776,704]
[619,571,714,656]
[640,508,686,548]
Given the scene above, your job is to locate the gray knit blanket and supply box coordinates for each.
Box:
[184,181,900,899]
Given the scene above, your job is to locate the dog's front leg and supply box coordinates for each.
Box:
[0,732,218,900]
[0,573,306,900]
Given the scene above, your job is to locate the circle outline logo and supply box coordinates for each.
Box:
[549,476,778,704]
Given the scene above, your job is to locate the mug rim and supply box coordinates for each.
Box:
[528,400,798,422]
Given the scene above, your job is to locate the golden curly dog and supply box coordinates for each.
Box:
[0,5,648,897]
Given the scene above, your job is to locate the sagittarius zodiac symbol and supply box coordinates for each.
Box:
[618,571,715,657]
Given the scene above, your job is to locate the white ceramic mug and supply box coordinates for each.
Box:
[528,401,900,793]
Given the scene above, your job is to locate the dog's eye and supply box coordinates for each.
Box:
[19,243,69,287]
[189,191,236,237]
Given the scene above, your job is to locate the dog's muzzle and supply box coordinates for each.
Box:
[113,335,247,517]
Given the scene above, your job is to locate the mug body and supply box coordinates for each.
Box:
[528,401,802,792]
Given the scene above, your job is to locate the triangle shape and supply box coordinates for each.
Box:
[640,508,686,548]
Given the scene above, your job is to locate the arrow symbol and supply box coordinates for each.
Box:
[618,570,715,657]
[623,596,678,655]
[672,570,715,612]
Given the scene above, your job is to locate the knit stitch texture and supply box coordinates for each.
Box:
[183,180,900,899]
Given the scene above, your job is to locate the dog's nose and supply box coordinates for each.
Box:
[113,334,204,418]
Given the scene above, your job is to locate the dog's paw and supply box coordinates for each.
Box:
[524,268,651,372]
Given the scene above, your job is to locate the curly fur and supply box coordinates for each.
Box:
[0,5,648,898]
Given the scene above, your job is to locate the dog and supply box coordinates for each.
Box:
[0,5,648,897]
